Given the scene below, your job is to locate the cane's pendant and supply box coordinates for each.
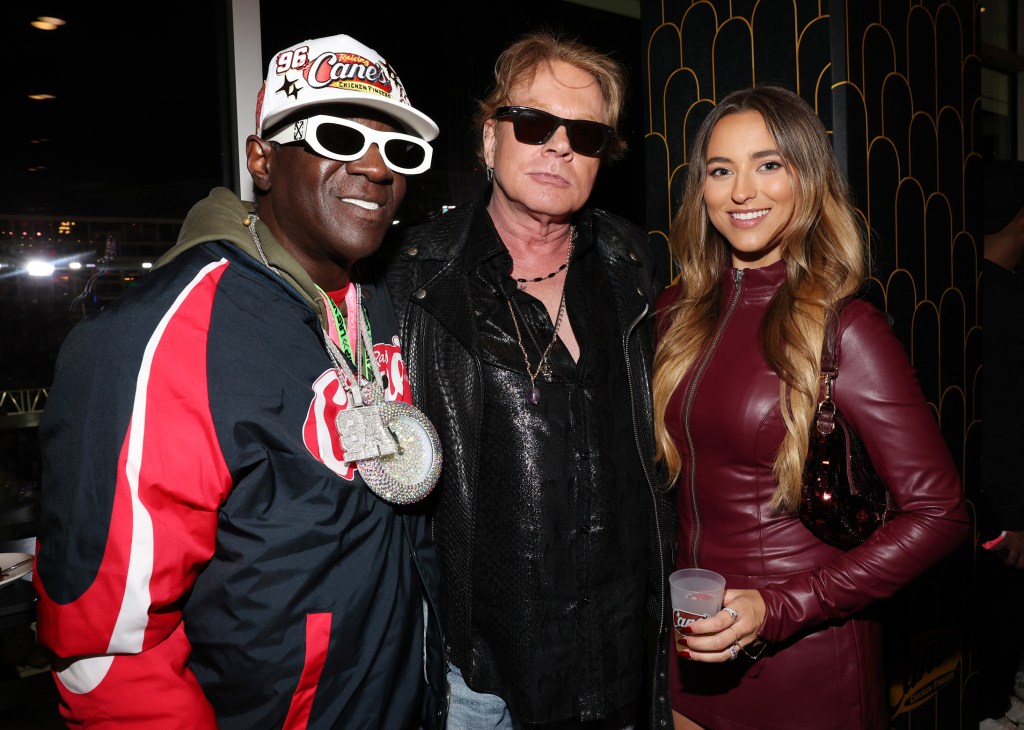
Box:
[336,404,399,462]
[527,385,541,405]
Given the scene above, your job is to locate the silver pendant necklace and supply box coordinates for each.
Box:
[505,227,574,405]
[244,213,442,504]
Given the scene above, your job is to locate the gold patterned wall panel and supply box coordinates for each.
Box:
[642,1,982,726]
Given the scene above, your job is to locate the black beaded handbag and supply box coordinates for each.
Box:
[798,311,894,549]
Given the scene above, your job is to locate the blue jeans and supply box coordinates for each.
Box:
[447,663,516,729]
[445,663,636,730]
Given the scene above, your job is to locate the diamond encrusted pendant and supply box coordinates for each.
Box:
[527,385,541,405]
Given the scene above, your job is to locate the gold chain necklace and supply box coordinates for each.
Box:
[505,227,575,405]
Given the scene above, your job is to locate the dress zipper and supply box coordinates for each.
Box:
[682,268,745,567]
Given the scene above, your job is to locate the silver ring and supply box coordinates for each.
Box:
[722,607,739,622]
[729,642,740,661]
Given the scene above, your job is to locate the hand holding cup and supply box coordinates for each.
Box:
[674,585,768,663]
[669,568,725,654]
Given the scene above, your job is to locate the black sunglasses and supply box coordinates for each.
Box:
[494,106,615,157]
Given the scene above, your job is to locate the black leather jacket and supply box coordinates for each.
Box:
[385,194,674,728]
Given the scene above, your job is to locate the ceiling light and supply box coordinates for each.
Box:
[28,94,57,100]
[31,16,66,29]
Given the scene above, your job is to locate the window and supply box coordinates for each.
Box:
[980,0,1024,158]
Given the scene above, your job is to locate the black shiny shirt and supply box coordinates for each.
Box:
[464,212,649,723]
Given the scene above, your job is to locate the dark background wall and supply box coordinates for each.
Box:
[641,0,980,725]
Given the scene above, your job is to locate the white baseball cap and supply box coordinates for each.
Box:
[255,34,438,141]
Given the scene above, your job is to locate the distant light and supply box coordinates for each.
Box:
[142,262,153,269]
[31,16,65,30]
[69,262,82,270]
[30,138,51,144]
[26,260,55,277]
[28,94,57,100]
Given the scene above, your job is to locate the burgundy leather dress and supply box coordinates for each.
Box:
[658,261,968,729]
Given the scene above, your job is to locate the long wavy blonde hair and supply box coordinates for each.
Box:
[652,85,867,511]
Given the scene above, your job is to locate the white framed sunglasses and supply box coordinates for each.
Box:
[265,115,433,175]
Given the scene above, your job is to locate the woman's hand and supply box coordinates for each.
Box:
[677,588,767,662]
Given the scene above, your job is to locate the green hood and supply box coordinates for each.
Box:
[158,186,331,332]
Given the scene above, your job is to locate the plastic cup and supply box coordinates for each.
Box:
[669,568,726,654]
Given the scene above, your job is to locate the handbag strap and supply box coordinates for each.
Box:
[814,309,841,435]
[820,307,840,377]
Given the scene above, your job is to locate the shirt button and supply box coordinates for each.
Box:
[406,245,419,256]
[629,251,639,262]
[414,288,427,300]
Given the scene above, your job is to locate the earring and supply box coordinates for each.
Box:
[485,166,494,182]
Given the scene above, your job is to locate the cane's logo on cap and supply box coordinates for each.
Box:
[307,51,393,98]
[256,34,438,141]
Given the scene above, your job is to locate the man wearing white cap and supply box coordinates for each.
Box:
[33,34,446,728]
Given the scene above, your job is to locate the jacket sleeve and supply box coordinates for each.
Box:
[757,302,969,642]
[33,260,233,728]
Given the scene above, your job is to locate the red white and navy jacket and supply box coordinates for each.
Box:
[33,188,446,729]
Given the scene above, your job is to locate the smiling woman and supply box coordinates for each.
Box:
[701,110,799,269]
[652,85,968,730]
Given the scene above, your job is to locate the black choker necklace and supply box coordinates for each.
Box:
[514,262,568,287]
[512,229,576,290]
